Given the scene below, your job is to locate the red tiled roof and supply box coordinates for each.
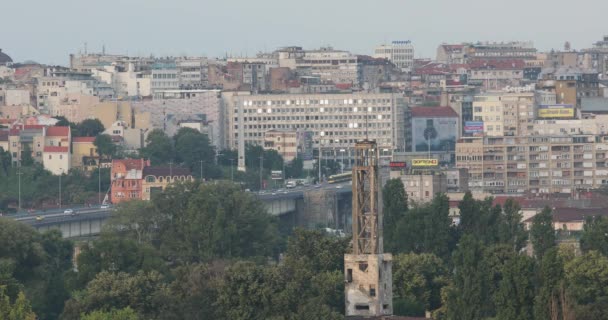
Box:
[46,126,70,137]
[44,146,69,153]
[411,106,458,118]
[112,159,146,171]
[73,137,95,143]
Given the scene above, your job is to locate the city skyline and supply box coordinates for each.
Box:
[1,0,607,65]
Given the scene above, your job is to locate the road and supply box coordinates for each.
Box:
[11,206,113,224]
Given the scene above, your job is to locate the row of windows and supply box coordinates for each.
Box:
[238,114,391,122]
[241,98,391,107]
[238,122,391,130]
[239,106,392,113]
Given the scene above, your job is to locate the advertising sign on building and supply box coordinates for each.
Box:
[271,170,283,180]
[464,121,484,134]
[412,159,439,166]
[389,162,407,170]
[538,105,575,118]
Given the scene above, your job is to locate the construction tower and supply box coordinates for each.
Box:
[345,140,393,317]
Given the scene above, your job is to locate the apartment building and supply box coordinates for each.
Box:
[228,93,407,167]
[456,135,608,195]
[373,41,415,72]
[472,91,534,136]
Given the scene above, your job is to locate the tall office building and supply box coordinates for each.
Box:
[373,40,415,72]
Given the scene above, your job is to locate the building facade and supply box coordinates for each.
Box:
[373,41,415,72]
[410,106,459,154]
[141,166,194,201]
[263,130,297,162]
[229,93,407,167]
[456,135,608,195]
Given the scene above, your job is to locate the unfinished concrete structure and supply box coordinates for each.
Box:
[345,140,393,317]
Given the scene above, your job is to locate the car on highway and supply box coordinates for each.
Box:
[35,215,44,221]
[336,185,343,189]
[64,209,76,215]
[100,204,110,209]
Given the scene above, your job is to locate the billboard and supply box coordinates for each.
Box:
[412,117,458,153]
[271,170,283,180]
[464,121,484,134]
[412,159,438,167]
[389,162,407,170]
[538,104,575,118]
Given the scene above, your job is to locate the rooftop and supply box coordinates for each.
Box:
[46,126,70,137]
[73,137,96,143]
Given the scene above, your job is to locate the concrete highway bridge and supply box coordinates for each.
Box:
[9,182,353,238]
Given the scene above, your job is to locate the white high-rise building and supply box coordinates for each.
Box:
[373,41,415,72]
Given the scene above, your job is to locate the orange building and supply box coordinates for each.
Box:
[110,159,149,204]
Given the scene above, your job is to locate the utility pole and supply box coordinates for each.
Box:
[17,167,22,212]
[59,169,62,209]
[229,158,234,181]
[259,155,263,190]
[98,164,101,205]
[318,140,322,183]
[200,160,204,181]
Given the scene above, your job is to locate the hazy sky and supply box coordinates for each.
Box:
[1,0,606,66]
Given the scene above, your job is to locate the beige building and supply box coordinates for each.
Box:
[229,93,407,169]
[264,130,297,162]
[390,169,448,203]
[456,135,608,195]
[473,91,534,136]
[141,166,194,201]
[43,146,70,175]
[71,137,99,170]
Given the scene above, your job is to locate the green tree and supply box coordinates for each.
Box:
[94,134,116,159]
[75,119,105,137]
[383,178,408,252]
[533,248,571,320]
[530,207,555,259]
[61,271,170,320]
[498,198,527,251]
[21,144,34,166]
[565,251,608,317]
[0,289,36,320]
[140,129,174,165]
[393,253,448,316]
[81,307,139,320]
[173,127,217,178]
[285,157,304,179]
[216,261,278,320]
[446,235,491,320]
[0,147,11,176]
[494,255,536,320]
[580,216,608,256]
[53,116,71,127]
[458,192,501,245]
[393,193,453,261]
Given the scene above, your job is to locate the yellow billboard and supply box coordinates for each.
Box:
[538,105,574,118]
[412,159,438,166]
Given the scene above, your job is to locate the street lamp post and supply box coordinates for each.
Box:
[98,164,101,205]
[229,158,234,181]
[200,160,204,181]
